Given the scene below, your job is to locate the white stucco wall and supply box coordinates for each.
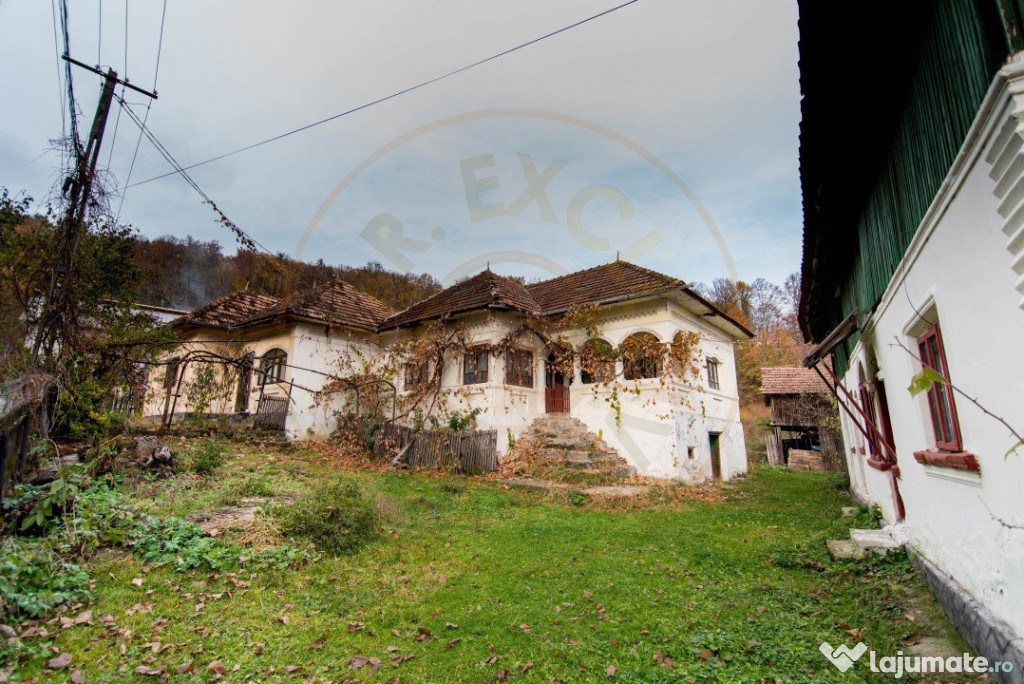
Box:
[383,300,748,481]
[835,64,1024,638]
[147,291,748,481]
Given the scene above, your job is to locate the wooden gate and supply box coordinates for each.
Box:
[545,385,570,413]
[253,395,288,431]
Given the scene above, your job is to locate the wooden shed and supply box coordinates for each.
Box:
[760,366,843,470]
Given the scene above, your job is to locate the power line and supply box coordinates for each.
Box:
[115,0,167,219]
[153,0,167,89]
[123,0,129,79]
[58,0,83,169]
[130,0,639,188]
[49,0,67,172]
[117,96,279,260]
[105,84,125,169]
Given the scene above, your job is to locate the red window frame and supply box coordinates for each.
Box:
[916,323,962,452]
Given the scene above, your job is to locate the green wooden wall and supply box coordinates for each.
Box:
[831,0,1008,375]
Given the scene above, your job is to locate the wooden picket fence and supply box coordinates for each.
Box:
[364,420,498,474]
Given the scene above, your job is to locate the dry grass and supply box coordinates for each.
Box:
[231,513,285,550]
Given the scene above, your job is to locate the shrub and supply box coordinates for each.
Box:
[0,540,94,619]
[190,442,227,476]
[275,479,379,555]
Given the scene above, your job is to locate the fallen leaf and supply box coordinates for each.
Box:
[133,666,163,676]
[47,652,72,669]
[348,621,365,632]
[349,656,384,673]
[445,622,458,629]
[521,661,534,673]
[71,670,85,683]
[606,664,618,677]
[277,615,290,625]
[131,578,144,587]
[445,638,461,649]
[207,662,228,674]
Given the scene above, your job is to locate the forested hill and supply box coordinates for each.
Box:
[132,236,442,312]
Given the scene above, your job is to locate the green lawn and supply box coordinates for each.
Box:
[9,440,962,682]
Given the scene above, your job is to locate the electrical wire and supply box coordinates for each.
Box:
[129,0,640,188]
[59,0,83,167]
[115,0,167,219]
[153,0,167,90]
[123,0,129,79]
[49,0,68,173]
[117,96,278,259]
[105,84,125,169]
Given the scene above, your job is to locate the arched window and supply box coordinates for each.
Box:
[580,339,615,384]
[621,332,662,380]
[668,331,699,377]
[259,348,287,385]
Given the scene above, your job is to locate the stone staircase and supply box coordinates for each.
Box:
[519,414,635,479]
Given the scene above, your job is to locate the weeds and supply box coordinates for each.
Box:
[275,478,380,555]
[0,540,93,619]
[189,442,227,476]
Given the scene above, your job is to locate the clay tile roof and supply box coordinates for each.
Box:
[527,261,683,312]
[380,270,540,329]
[760,366,830,395]
[172,291,279,330]
[258,280,395,332]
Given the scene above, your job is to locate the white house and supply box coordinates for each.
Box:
[798,0,1024,674]
[145,261,752,482]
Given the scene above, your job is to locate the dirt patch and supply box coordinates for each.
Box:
[188,496,293,535]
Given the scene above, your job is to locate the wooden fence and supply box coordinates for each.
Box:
[364,420,498,474]
[0,375,52,506]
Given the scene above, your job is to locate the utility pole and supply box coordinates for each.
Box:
[31,56,157,363]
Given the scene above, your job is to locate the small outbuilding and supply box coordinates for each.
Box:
[760,366,842,470]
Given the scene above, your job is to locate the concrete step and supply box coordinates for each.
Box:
[850,528,901,555]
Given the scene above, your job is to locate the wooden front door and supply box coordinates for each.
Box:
[545,354,569,413]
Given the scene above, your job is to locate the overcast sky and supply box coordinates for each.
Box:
[0,0,800,289]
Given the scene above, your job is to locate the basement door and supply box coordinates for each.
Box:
[709,432,722,480]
